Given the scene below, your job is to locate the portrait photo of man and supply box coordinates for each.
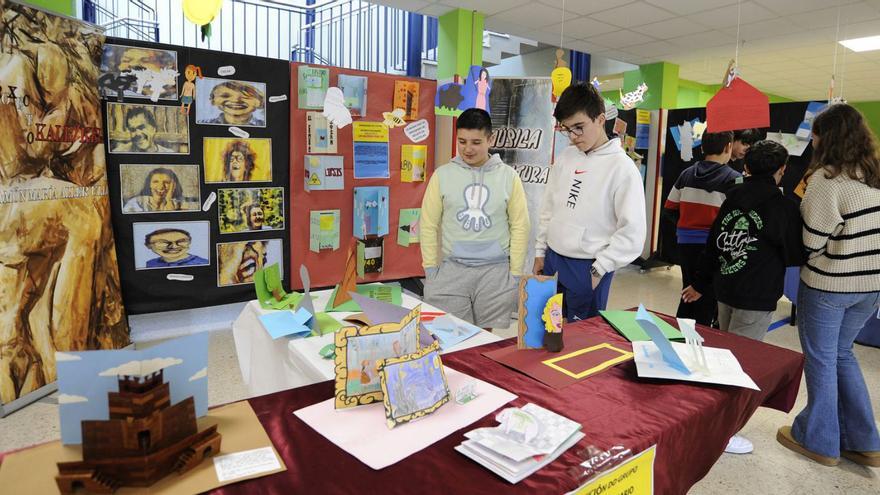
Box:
[108,103,190,154]
[133,222,210,270]
[196,78,267,127]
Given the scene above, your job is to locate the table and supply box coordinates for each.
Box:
[217,312,804,495]
[231,289,502,397]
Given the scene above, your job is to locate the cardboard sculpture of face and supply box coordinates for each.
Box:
[334,307,422,409]
[517,275,558,349]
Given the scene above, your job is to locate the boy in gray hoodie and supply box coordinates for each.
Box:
[420,108,530,329]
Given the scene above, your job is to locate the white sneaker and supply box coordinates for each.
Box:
[725,435,754,454]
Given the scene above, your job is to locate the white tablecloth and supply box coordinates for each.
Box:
[231,289,502,397]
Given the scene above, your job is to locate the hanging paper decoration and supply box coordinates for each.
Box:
[183,0,222,25]
[619,83,648,111]
[706,77,769,133]
[550,49,572,99]
[591,77,601,91]
[721,60,738,88]
[322,87,353,128]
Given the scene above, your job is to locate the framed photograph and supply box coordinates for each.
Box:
[120,164,200,214]
[203,137,272,183]
[132,221,211,270]
[216,239,284,287]
[377,342,450,428]
[195,77,267,127]
[107,102,189,154]
[99,44,178,101]
[333,307,421,409]
[217,187,285,234]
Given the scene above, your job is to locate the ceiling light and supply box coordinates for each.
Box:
[840,35,880,52]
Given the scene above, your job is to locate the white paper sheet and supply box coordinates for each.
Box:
[456,431,585,484]
[293,368,517,469]
[213,446,283,483]
[632,341,760,390]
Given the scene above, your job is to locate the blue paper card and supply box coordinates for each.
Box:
[259,307,313,339]
[353,186,389,239]
[669,118,704,151]
[634,304,690,375]
[425,315,481,350]
[56,332,210,444]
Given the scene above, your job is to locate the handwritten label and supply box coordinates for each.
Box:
[404,119,430,143]
[229,126,250,138]
[202,191,217,211]
[213,447,281,482]
[167,274,195,282]
[217,66,236,76]
[268,94,288,103]
[571,445,655,495]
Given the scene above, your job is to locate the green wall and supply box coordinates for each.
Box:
[21,0,74,17]
[852,101,880,140]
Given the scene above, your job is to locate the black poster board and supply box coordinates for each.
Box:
[102,38,291,314]
[656,102,813,263]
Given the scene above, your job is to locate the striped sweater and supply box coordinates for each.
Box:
[801,169,880,293]
[664,161,742,244]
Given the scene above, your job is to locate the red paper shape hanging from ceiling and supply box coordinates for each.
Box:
[706,77,769,133]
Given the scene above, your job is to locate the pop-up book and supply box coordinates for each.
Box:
[377,342,449,429]
[54,333,218,492]
[334,307,421,409]
[517,275,558,349]
[353,186,389,239]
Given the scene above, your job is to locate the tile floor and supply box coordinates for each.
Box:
[1,266,878,493]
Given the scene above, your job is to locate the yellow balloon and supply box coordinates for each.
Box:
[551,67,572,99]
[183,0,223,25]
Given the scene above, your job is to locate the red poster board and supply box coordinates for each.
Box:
[289,63,436,289]
[706,77,770,133]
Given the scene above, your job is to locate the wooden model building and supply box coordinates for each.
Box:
[55,370,221,493]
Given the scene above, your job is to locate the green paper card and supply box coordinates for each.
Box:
[313,312,344,336]
[397,208,421,247]
[324,283,403,312]
[600,310,684,342]
[255,264,300,310]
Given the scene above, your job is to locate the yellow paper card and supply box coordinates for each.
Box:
[573,445,656,495]
[401,144,427,182]
[320,214,335,230]
[636,109,650,124]
[353,121,389,142]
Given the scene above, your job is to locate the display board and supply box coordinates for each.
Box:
[657,102,815,264]
[0,1,129,411]
[102,38,291,313]
[289,63,436,289]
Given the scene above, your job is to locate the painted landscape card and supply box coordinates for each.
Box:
[377,343,450,428]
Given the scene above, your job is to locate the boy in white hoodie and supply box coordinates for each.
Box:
[420,109,530,328]
[534,83,646,320]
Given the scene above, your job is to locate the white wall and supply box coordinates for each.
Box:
[488,46,638,80]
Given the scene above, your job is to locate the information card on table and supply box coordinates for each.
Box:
[570,445,656,495]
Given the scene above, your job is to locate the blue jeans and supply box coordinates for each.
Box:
[792,281,880,458]
[542,249,614,321]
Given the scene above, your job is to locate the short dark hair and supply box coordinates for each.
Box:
[554,82,604,122]
[125,106,157,130]
[456,108,492,135]
[745,140,788,177]
[701,131,734,155]
[734,128,762,146]
[145,228,191,246]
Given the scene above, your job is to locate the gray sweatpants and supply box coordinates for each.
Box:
[423,259,516,329]
[717,302,774,341]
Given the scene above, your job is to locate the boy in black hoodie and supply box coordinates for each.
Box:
[682,140,805,342]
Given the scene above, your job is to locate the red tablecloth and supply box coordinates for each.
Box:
[213,314,804,495]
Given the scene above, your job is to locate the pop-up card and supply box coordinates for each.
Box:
[377,341,450,429]
[56,332,210,445]
[353,186,389,239]
[306,112,338,154]
[298,65,329,109]
[517,275,558,349]
[357,236,384,276]
[401,145,426,182]
[304,155,344,191]
[334,307,422,409]
[309,209,341,252]
[397,208,421,247]
[393,81,420,120]
[349,291,435,348]
[254,263,300,310]
[338,74,368,116]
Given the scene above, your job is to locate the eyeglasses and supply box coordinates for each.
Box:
[557,124,586,137]
[150,239,191,249]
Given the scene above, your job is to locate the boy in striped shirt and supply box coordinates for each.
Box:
[664,131,741,325]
